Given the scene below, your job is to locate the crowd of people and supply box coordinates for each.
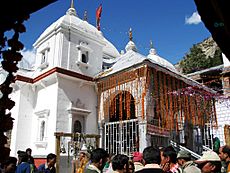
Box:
[1,144,230,173]
[74,145,230,173]
[0,148,56,173]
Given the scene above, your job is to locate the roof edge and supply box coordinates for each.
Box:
[15,67,94,83]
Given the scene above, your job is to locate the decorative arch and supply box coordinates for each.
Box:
[108,91,136,122]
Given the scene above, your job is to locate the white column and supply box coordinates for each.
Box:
[68,113,73,133]
[138,120,147,152]
[98,121,104,148]
[78,49,82,62]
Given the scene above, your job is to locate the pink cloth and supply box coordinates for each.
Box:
[133,152,143,162]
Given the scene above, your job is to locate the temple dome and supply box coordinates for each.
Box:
[34,11,103,47]
[103,37,120,58]
[125,40,137,52]
[34,7,119,59]
[147,48,176,71]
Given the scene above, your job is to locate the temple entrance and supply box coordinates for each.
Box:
[104,91,138,156]
[104,119,139,156]
[109,91,136,122]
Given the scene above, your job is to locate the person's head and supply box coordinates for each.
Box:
[143,146,161,165]
[79,152,86,161]
[177,150,191,166]
[46,153,56,167]
[26,148,32,156]
[112,154,129,173]
[218,146,225,161]
[128,160,135,173]
[17,150,28,164]
[132,152,143,163]
[90,148,109,171]
[222,145,230,162]
[162,146,177,165]
[159,147,165,166]
[196,151,221,173]
[1,157,17,173]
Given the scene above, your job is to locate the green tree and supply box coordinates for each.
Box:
[210,48,223,67]
[180,45,208,74]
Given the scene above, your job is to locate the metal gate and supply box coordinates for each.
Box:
[104,119,139,156]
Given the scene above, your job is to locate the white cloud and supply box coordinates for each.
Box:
[185,12,201,25]
[19,48,36,69]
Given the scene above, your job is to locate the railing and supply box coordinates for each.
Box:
[104,119,139,156]
[170,140,201,159]
[202,145,212,152]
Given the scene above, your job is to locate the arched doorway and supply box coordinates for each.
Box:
[109,91,136,122]
[73,120,82,141]
[73,120,82,133]
[104,91,139,156]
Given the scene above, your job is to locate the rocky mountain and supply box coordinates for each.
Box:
[176,37,222,74]
[199,37,219,58]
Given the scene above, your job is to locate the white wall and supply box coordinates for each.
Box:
[57,77,98,135]
[34,28,103,78]
[10,88,21,157]
[61,31,103,76]
[10,84,35,156]
[31,82,58,156]
[214,99,230,146]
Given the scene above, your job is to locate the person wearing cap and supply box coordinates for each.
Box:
[132,152,144,172]
[177,150,201,173]
[195,151,221,173]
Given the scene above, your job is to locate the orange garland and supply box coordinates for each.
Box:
[163,73,169,129]
[97,65,216,139]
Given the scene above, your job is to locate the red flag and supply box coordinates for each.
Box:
[96,4,102,30]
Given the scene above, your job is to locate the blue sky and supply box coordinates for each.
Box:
[20,0,211,65]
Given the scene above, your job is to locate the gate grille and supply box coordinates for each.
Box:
[104,119,139,156]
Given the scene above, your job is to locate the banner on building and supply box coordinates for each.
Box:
[147,124,170,137]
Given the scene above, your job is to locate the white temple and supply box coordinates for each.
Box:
[5,2,220,171]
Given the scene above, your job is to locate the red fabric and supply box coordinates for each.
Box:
[34,158,46,168]
[96,4,102,30]
[96,4,102,20]
[133,152,143,162]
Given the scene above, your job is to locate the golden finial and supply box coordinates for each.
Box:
[129,28,133,41]
[84,10,88,21]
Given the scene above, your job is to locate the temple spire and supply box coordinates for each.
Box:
[66,0,77,16]
[150,40,153,49]
[125,28,137,52]
[84,10,88,21]
[149,39,156,55]
[71,0,74,8]
[129,28,133,41]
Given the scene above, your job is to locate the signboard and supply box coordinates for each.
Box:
[147,124,170,137]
